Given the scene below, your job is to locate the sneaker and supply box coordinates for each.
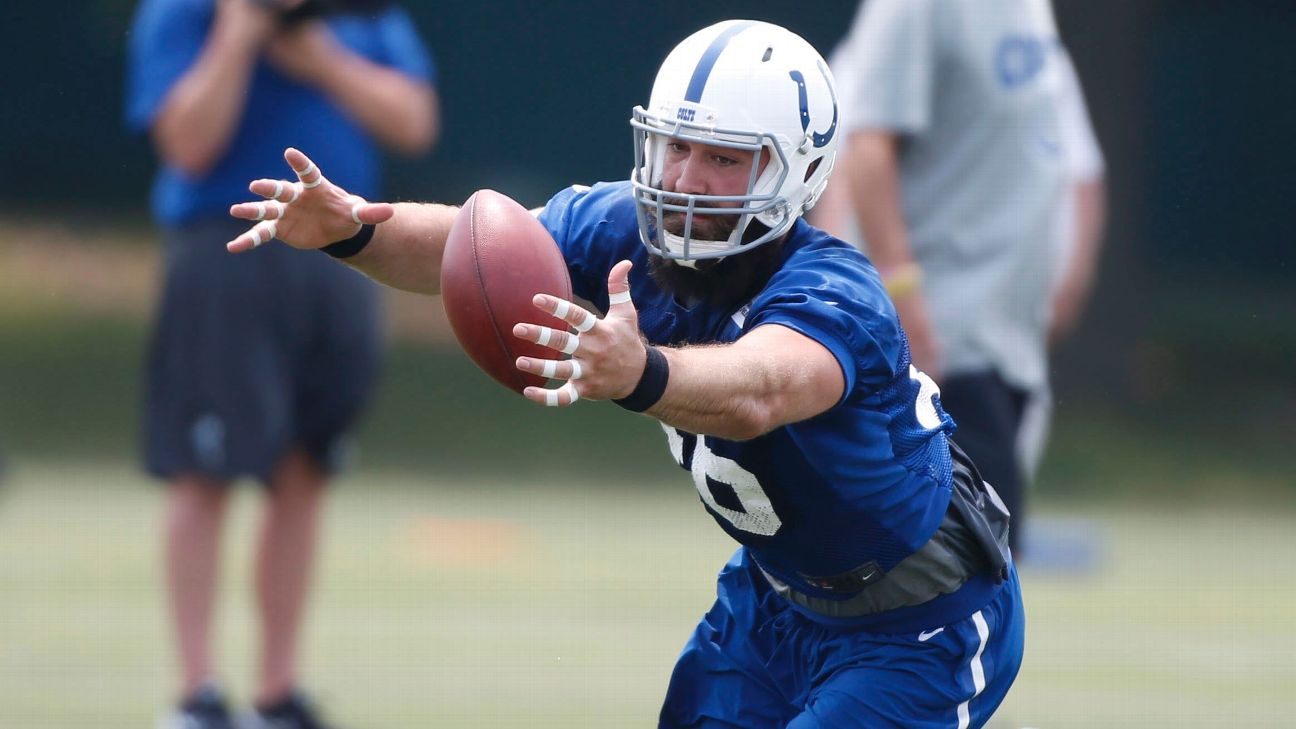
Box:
[239,690,342,729]
[159,682,235,729]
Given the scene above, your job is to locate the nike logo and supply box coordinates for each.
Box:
[917,627,945,642]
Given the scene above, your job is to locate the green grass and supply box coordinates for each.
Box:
[0,313,145,459]
[2,462,1294,728]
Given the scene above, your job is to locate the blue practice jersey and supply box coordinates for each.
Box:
[539,181,990,631]
[125,0,435,226]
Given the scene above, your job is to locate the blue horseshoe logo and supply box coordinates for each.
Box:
[788,60,838,148]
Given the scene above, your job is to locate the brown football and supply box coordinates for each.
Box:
[440,189,573,393]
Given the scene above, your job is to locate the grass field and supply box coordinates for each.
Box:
[2,462,1294,729]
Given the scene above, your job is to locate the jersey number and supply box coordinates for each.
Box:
[660,367,940,537]
[664,427,783,537]
[909,364,943,430]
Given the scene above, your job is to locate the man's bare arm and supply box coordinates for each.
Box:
[341,202,456,295]
[513,261,845,439]
[1050,176,1107,342]
[264,21,439,155]
[152,1,278,175]
[649,325,844,440]
[845,129,942,380]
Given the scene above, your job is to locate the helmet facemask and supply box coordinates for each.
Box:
[631,107,793,266]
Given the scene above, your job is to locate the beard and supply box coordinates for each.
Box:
[648,224,785,310]
[662,211,737,243]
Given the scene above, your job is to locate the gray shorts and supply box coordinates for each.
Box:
[143,217,382,484]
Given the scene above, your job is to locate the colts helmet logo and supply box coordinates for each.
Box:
[787,59,838,149]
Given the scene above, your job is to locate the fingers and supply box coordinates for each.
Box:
[516,356,583,382]
[229,199,286,222]
[354,201,396,226]
[533,294,598,333]
[243,149,325,208]
[226,220,278,254]
[284,147,324,188]
[514,298,593,408]
[607,259,635,308]
[249,178,302,203]
[344,196,398,227]
[522,382,581,408]
[513,323,581,355]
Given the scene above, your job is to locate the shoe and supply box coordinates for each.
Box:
[159,682,235,729]
[239,690,342,729]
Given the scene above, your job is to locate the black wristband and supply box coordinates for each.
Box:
[614,346,670,412]
[321,223,375,259]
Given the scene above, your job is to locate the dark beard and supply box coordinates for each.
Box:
[648,240,785,311]
[662,211,736,243]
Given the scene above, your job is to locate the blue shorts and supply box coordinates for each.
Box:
[143,217,381,484]
[659,549,1024,729]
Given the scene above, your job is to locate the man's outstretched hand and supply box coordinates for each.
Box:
[512,259,648,408]
[227,147,394,253]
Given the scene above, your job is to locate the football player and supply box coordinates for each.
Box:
[227,20,1024,728]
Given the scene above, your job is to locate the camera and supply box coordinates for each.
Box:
[254,0,395,25]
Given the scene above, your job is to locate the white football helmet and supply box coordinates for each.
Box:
[631,20,840,263]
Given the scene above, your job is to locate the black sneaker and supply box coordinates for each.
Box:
[159,682,234,729]
[239,690,342,729]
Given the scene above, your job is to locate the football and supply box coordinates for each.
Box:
[440,189,573,393]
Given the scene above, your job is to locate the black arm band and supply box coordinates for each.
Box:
[614,346,670,413]
[321,223,375,259]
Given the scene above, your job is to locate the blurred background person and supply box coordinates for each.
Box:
[814,0,1104,559]
[123,0,438,727]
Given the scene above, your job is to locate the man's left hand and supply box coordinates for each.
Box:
[512,260,646,408]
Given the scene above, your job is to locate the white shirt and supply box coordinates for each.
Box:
[834,0,1078,390]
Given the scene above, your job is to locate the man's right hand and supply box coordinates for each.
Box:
[227,148,394,253]
[213,0,283,49]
